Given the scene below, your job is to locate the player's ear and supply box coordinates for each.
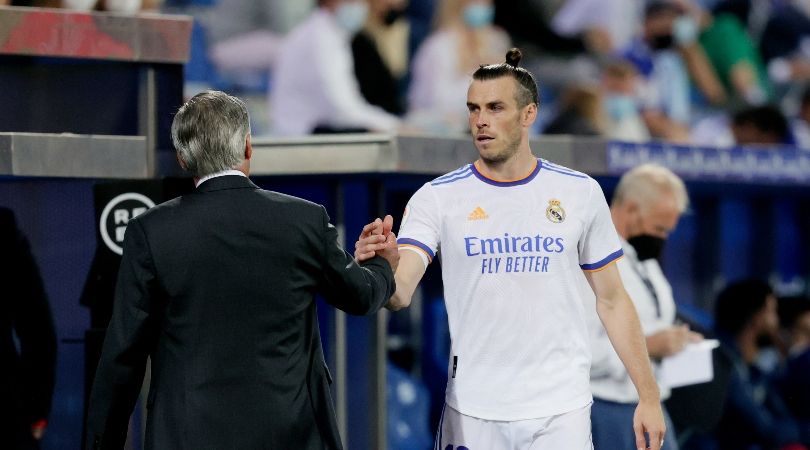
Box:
[522,103,537,126]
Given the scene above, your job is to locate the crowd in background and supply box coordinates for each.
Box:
[8,0,810,147]
[200,0,810,147]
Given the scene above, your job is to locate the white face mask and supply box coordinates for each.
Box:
[334,1,369,34]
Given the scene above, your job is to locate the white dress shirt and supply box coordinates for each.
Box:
[270,8,400,136]
[195,169,247,188]
[587,238,677,403]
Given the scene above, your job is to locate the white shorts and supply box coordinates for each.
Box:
[434,403,594,450]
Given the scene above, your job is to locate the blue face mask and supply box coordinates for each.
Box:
[605,95,637,121]
[335,1,369,34]
[463,3,495,29]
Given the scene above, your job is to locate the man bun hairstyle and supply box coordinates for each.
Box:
[505,48,522,68]
[473,47,539,108]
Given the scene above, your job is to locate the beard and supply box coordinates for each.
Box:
[479,122,523,165]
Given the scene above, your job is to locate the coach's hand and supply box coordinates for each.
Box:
[354,215,398,271]
[634,399,666,450]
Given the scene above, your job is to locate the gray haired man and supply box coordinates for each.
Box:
[85,91,398,450]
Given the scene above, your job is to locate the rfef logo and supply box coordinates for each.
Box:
[99,192,155,255]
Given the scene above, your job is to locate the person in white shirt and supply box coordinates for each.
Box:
[588,163,702,450]
[407,0,510,134]
[356,48,666,450]
[551,0,643,53]
[270,0,400,135]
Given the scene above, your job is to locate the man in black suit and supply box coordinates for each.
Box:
[85,91,399,450]
[0,207,57,450]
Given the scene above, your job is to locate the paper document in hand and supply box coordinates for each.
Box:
[660,339,720,389]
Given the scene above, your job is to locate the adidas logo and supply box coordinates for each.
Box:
[468,206,489,220]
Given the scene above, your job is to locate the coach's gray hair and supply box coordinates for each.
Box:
[612,163,689,213]
[171,90,251,177]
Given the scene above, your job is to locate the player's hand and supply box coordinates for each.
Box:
[378,230,399,272]
[634,400,666,450]
[354,215,396,264]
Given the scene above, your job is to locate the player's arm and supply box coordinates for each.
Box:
[355,219,427,311]
[386,250,427,311]
[584,262,666,450]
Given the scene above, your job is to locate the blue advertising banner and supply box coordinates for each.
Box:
[607,141,810,184]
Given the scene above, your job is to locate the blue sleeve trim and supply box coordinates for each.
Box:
[580,248,624,271]
[398,238,436,259]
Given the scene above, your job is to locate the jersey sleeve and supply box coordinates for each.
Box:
[578,177,623,271]
[398,183,440,268]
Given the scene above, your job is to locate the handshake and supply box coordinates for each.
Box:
[354,214,400,272]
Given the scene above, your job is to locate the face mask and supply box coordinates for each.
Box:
[463,3,495,29]
[605,95,637,121]
[335,1,369,34]
[673,15,698,45]
[628,234,666,261]
[650,34,674,50]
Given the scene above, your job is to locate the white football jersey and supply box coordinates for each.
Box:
[398,158,623,421]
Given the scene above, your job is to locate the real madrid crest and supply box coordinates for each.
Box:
[545,199,566,223]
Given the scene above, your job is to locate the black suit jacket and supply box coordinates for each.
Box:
[0,208,57,449]
[85,176,396,450]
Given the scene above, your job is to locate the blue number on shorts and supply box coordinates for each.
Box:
[444,446,470,450]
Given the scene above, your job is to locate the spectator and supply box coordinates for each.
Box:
[691,104,791,147]
[550,0,644,54]
[778,295,810,446]
[760,1,810,82]
[589,164,700,450]
[206,0,314,76]
[270,0,401,135]
[710,1,810,85]
[491,0,604,101]
[543,84,604,136]
[601,60,650,142]
[351,0,410,116]
[714,280,806,450]
[492,0,588,56]
[790,85,810,149]
[0,208,57,450]
[731,105,792,146]
[407,0,510,134]
[622,1,695,142]
[698,9,771,105]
